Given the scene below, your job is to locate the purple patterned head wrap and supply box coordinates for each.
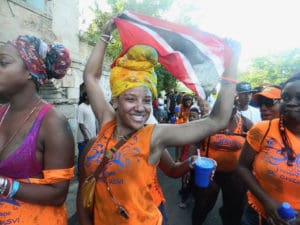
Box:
[10,35,71,86]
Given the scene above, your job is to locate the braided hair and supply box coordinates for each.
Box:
[278,71,300,166]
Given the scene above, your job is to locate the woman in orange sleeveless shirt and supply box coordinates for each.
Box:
[192,103,252,225]
[77,18,241,225]
[238,73,300,225]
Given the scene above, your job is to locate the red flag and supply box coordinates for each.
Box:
[113,10,229,99]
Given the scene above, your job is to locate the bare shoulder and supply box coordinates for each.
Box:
[42,106,71,128]
[39,105,74,147]
[38,104,74,168]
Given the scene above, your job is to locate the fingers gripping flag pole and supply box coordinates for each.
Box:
[113,10,230,99]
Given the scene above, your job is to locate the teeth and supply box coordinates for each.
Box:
[132,115,145,122]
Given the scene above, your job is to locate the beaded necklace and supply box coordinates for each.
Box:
[0,98,42,155]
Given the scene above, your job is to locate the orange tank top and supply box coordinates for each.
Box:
[84,120,162,225]
[149,172,166,206]
[246,119,300,217]
[201,115,246,172]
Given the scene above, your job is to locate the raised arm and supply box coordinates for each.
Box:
[83,19,116,125]
[151,39,241,149]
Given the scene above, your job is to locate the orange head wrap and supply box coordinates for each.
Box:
[110,45,158,98]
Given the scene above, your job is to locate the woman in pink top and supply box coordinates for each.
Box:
[238,72,300,225]
[0,35,74,224]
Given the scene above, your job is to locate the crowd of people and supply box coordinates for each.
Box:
[0,15,299,225]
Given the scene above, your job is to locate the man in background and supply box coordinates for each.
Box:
[236,82,261,124]
[77,91,97,168]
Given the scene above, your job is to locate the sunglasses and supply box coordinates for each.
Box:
[257,97,280,108]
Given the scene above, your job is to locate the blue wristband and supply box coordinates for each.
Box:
[8,180,20,198]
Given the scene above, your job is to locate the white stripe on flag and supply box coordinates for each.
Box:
[114,11,228,99]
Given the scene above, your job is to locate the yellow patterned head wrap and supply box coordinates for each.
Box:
[110,45,158,98]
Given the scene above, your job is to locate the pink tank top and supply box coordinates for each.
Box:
[0,104,53,179]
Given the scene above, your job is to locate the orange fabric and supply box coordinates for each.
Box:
[201,116,246,172]
[176,104,190,124]
[84,120,162,225]
[21,167,75,184]
[252,86,281,102]
[0,167,74,225]
[150,172,166,206]
[246,119,300,218]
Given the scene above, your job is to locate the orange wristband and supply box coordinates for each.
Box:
[220,76,238,84]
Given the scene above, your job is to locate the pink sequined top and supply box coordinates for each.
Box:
[0,104,52,179]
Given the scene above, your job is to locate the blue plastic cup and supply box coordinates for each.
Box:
[170,116,177,123]
[277,202,296,221]
[194,157,215,188]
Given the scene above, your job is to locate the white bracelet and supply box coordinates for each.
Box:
[100,34,113,44]
[0,178,8,195]
[188,156,194,169]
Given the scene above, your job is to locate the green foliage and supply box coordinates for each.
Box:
[79,2,121,60]
[107,0,173,16]
[79,4,112,45]
[240,48,300,87]
[80,0,178,92]
[155,64,177,95]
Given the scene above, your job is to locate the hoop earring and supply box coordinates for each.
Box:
[113,103,118,110]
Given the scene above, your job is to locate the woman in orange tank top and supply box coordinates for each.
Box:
[77,17,241,225]
[238,73,300,225]
[192,103,252,225]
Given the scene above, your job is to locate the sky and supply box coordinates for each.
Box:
[166,0,300,67]
[79,0,300,68]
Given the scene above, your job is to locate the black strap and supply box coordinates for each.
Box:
[203,136,210,158]
[241,115,249,133]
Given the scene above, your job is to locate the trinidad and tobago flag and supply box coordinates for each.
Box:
[113,10,231,99]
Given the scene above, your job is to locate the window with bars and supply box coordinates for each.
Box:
[8,0,52,17]
[21,0,46,11]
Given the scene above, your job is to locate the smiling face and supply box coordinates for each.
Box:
[281,80,300,122]
[115,86,153,131]
[0,44,29,96]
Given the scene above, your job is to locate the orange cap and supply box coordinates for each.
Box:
[252,86,281,102]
